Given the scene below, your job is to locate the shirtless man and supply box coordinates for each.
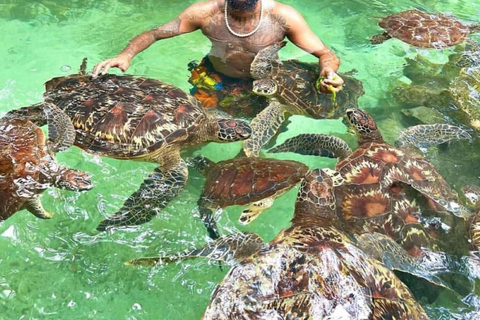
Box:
[93,0,343,114]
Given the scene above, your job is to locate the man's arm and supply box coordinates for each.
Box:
[279,5,343,92]
[92,1,215,77]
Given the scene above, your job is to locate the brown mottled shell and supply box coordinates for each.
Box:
[334,142,459,255]
[43,74,205,158]
[0,119,51,219]
[269,60,364,118]
[201,158,308,208]
[379,10,471,48]
[202,226,428,320]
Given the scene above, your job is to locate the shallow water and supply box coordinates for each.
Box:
[1,0,480,319]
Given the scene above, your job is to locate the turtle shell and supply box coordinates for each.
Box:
[333,142,460,256]
[0,119,52,219]
[202,225,428,320]
[201,157,308,208]
[269,60,364,118]
[43,74,206,158]
[379,10,471,48]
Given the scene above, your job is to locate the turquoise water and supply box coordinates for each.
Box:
[1,0,480,319]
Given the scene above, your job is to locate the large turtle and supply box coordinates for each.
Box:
[191,156,309,239]
[0,104,92,220]
[371,9,480,48]
[5,59,252,231]
[129,169,430,319]
[270,108,472,283]
[243,41,365,157]
[448,65,480,130]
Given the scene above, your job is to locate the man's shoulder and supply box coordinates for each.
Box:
[186,0,220,13]
[271,1,303,19]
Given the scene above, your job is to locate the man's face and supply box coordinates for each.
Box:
[227,0,259,12]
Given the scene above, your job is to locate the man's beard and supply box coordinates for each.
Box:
[227,0,259,12]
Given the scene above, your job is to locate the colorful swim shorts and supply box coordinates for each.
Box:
[188,56,268,118]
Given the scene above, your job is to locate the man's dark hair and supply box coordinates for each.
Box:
[227,0,259,12]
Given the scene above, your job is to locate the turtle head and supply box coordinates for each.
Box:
[344,108,383,144]
[292,169,341,226]
[252,79,278,96]
[55,168,93,191]
[209,119,252,142]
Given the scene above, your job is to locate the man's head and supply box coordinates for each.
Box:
[227,0,259,12]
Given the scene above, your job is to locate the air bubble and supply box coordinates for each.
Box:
[61,65,72,72]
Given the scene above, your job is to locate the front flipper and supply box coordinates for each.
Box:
[239,197,275,225]
[372,298,429,320]
[125,232,264,267]
[44,103,76,152]
[396,124,472,150]
[96,161,188,231]
[356,232,450,289]
[269,133,352,160]
[370,32,392,45]
[243,101,286,157]
[24,197,53,219]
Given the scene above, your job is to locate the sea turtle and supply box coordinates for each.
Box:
[130,169,430,319]
[401,106,446,125]
[191,156,309,239]
[5,59,252,231]
[0,104,92,220]
[448,65,480,130]
[270,108,472,282]
[371,9,480,48]
[243,41,365,157]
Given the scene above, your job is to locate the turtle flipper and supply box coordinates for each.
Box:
[53,168,93,191]
[126,232,264,267]
[396,124,472,150]
[269,133,352,160]
[199,204,220,240]
[96,161,188,231]
[24,197,53,219]
[372,299,429,320]
[239,197,275,225]
[250,41,287,79]
[44,103,76,152]
[356,233,450,289]
[243,101,286,157]
[3,103,47,126]
[370,32,392,45]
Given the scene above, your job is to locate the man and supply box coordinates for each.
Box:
[93,0,344,116]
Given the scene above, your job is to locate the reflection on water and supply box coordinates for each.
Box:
[1,0,480,319]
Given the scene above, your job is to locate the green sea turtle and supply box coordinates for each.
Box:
[191,156,309,239]
[449,65,480,130]
[270,108,472,283]
[371,9,480,48]
[0,104,92,220]
[243,41,364,157]
[130,169,430,319]
[5,59,252,231]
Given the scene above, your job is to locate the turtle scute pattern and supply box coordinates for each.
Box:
[0,118,92,220]
[202,169,429,320]
[372,9,478,48]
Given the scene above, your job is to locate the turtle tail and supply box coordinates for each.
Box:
[3,102,47,126]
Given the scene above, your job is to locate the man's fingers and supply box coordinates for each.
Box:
[324,78,344,87]
[92,59,111,78]
[101,62,112,75]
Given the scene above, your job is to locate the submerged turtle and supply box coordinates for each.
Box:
[191,156,309,239]
[5,59,252,231]
[243,41,364,157]
[130,169,430,319]
[270,108,472,283]
[449,65,480,130]
[371,9,480,48]
[0,104,92,220]
[401,106,446,125]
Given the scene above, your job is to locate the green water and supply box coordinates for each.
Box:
[1,0,480,319]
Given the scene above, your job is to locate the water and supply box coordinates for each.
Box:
[0,0,480,319]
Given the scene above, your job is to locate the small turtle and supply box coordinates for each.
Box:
[270,108,472,283]
[371,9,480,48]
[191,156,309,239]
[0,104,92,220]
[136,169,429,319]
[401,106,446,124]
[5,59,251,231]
[449,65,480,130]
[243,41,364,157]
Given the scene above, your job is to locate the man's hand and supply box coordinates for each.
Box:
[92,55,131,78]
[317,68,344,94]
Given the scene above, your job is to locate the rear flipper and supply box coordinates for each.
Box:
[243,100,286,157]
[96,161,188,231]
[356,232,451,290]
[125,232,264,267]
[239,197,275,225]
[269,133,352,160]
